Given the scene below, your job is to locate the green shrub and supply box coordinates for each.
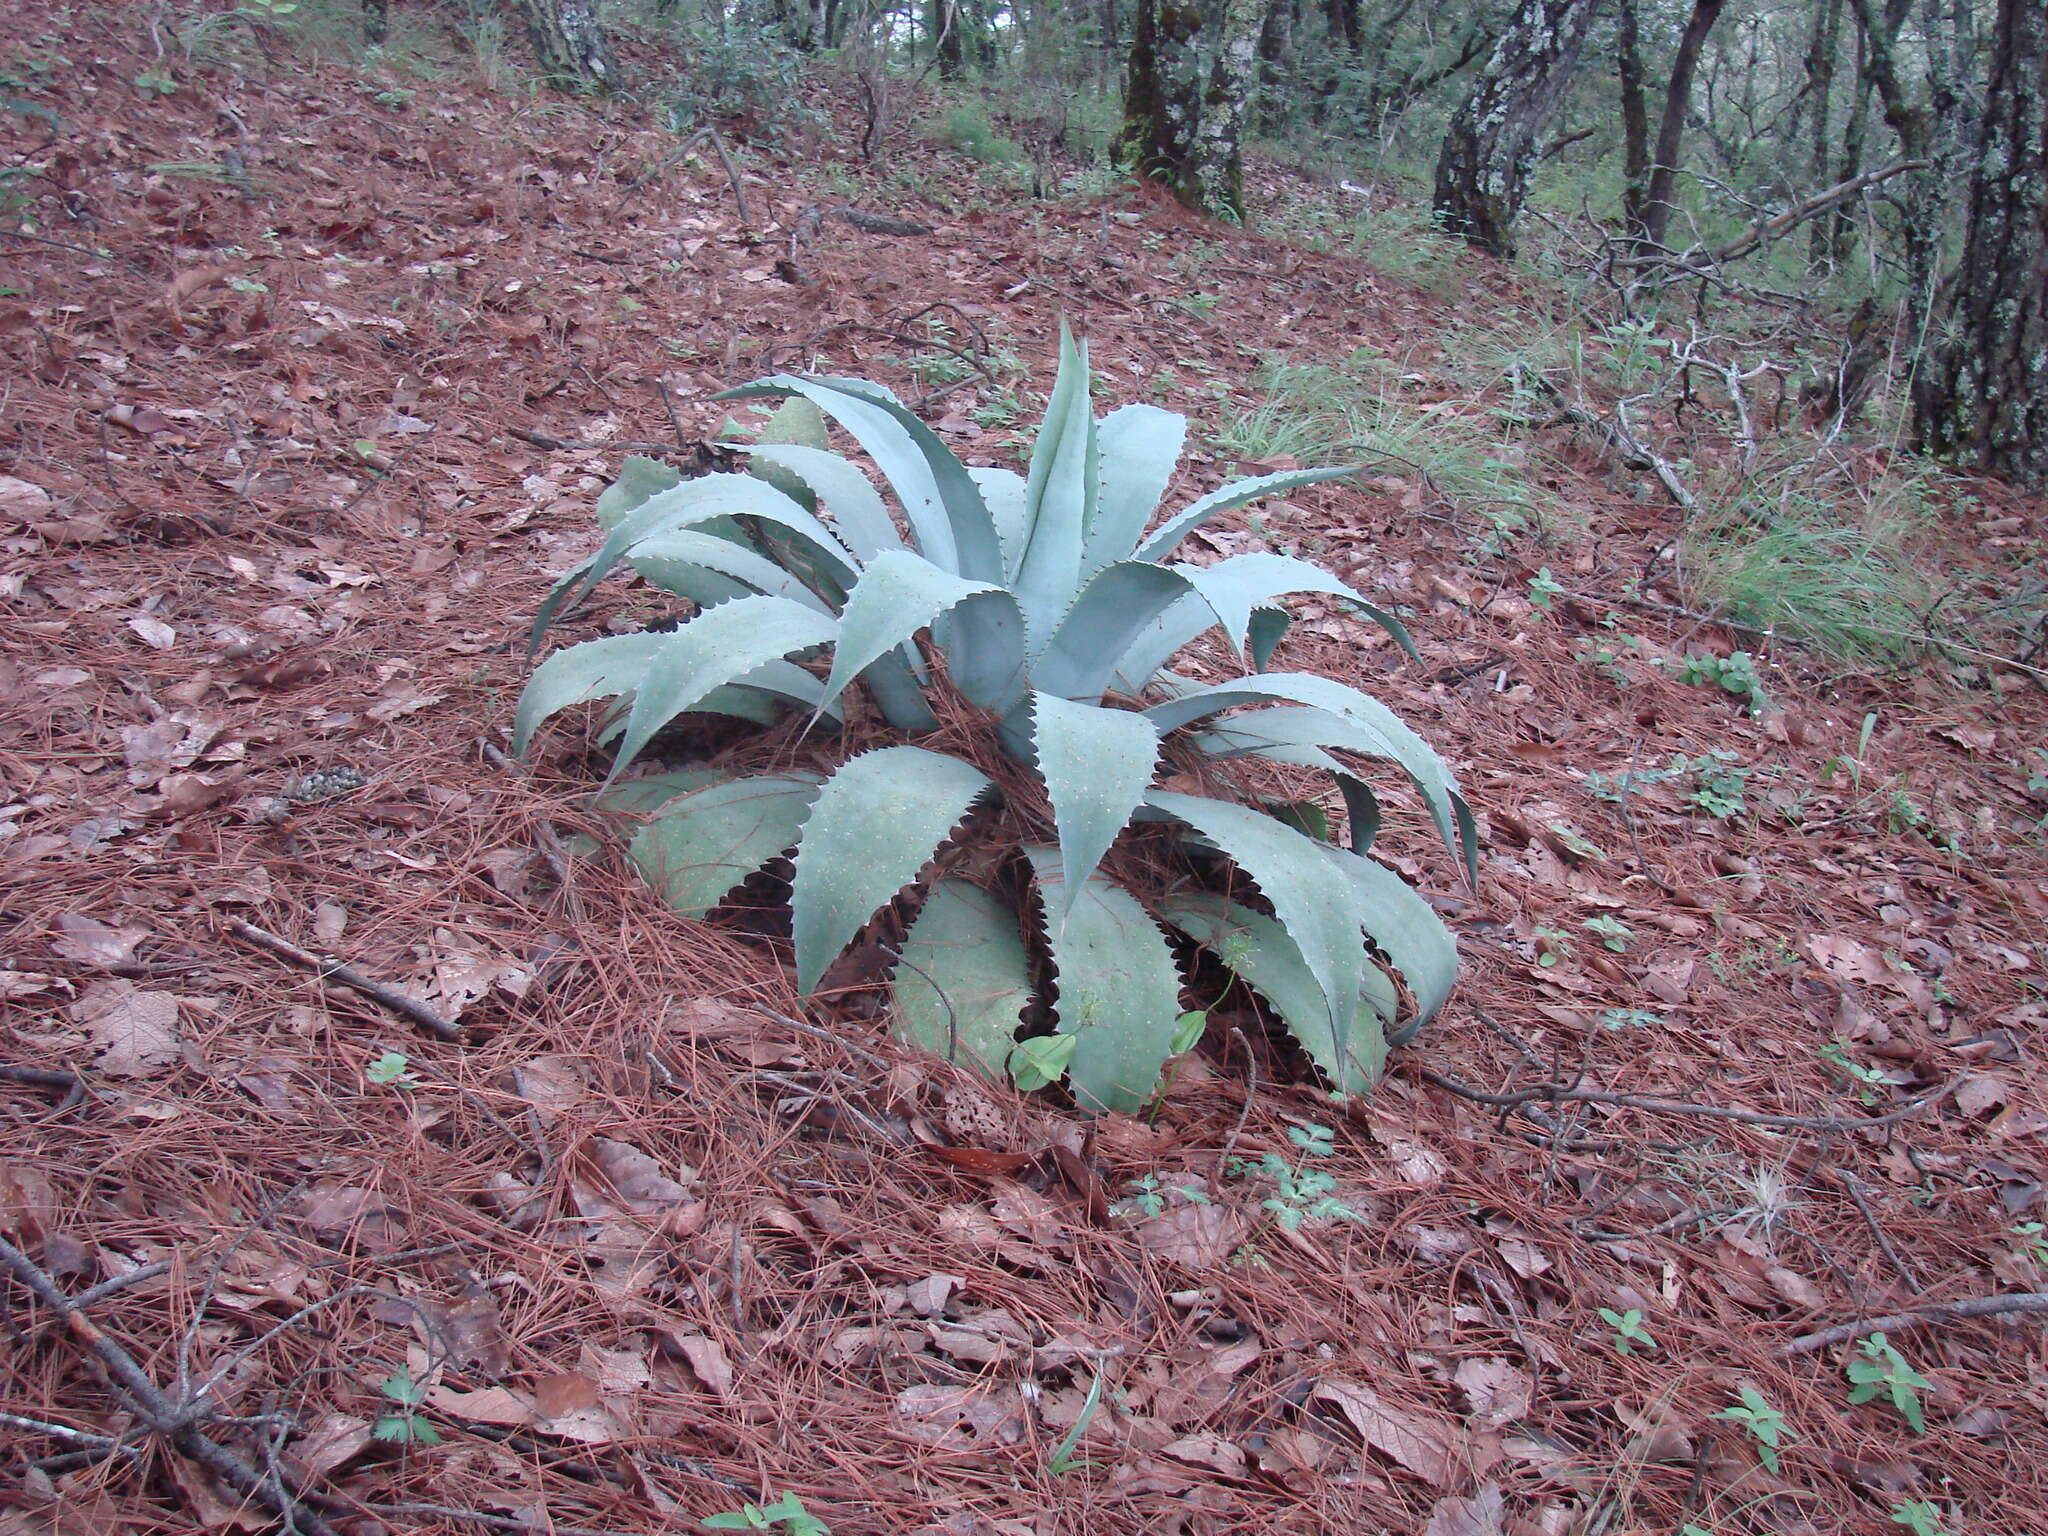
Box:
[931,103,1024,166]
[516,330,1471,1113]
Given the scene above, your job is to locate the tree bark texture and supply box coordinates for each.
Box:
[1635,0,1727,254]
[505,0,616,89]
[1914,0,2048,487]
[1615,0,1651,234]
[1119,0,1262,221]
[1432,0,1606,256]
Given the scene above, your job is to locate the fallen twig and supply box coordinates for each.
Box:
[225,918,460,1041]
[0,1234,344,1536]
[1420,1069,1958,1133]
[1782,1291,2048,1356]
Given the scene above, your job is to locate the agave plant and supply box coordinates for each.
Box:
[515,328,1474,1114]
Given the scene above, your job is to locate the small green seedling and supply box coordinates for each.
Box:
[1671,650,1770,715]
[1888,1501,1953,1536]
[1599,1307,1655,1356]
[1534,927,1574,967]
[1582,915,1634,953]
[1846,1333,1932,1433]
[1598,1008,1664,1031]
[365,1051,417,1087]
[1528,567,1565,613]
[1713,1385,1790,1472]
[702,1492,830,1534]
[1817,1041,1887,1105]
[1007,1034,1077,1093]
[372,1368,442,1445]
[1229,1126,1360,1232]
[1045,1369,1106,1475]
[2013,1221,2048,1267]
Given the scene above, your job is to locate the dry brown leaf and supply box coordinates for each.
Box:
[667,1333,733,1398]
[1158,1433,1247,1475]
[69,981,181,1076]
[290,1413,373,1478]
[1454,1358,1534,1429]
[1314,1377,1460,1486]
[49,914,149,968]
[588,1137,697,1212]
[895,1382,1026,1446]
[425,1384,536,1426]
[1131,1201,1245,1268]
[1424,1482,1507,1536]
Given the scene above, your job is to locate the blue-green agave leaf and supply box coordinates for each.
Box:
[1160,893,1393,1093]
[1133,465,1363,564]
[1030,561,1195,702]
[1144,677,1476,884]
[1146,789,1370,1046]
[532,474,858,650]
[820,550,999,717]
[1172,551,1416,659]
[593,766,729,816]
[1322,845,1459,1033]
[891,880,1032,1080]
[969,466,1028,572]
[1030,692,1160,923]
[626,529,836,612]
[1013,324,1099,640]
[595,455,682,530]
[1084,402,1186,576]
[513,632,666,757]
[603,596,840,785]
[629,772,823,918]
[1025,846,1182,1115]
[732,442,904,561]
[719,375,1004,584]
[790,746,993,994]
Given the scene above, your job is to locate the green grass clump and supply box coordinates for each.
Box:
[932,103,1023,167]
[1682,466,1938,667]
[1213,359,1540,542]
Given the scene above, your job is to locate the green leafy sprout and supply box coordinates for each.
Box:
[702,1492,831,1534]
[1226,1122,1359,1231]
[372,1368,442,1445]
[515,328,1471,1114]
[1889,1501,1955,1536]
[1598,1307,1655,1356]
[365,1051,416,1087]
[1582,915,1633,952]
[1713,1385,1790,1472]
[1846,1332,1933,1434]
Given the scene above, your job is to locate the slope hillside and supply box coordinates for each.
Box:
[3,7,2047,1535]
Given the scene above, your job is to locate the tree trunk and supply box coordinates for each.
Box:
[1255,0,1297,133]
[1119,0,1262,221]
[931,0,964,75]
[1431,0,1606,256]
[504,0,615,89]
[1800,0,1843,263]
[1913,0,2047,486]
[1614,0,1651,234]
[1634,0,1728,254]
[1843,0,1947,341]
[363,0,389,45]
[1188,0,1263,218]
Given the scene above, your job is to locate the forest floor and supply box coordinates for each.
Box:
[4,7,2048,1536]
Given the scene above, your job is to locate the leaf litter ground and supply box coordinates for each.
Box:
[3,9,2048,1534]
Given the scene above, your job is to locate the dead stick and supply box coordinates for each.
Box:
[1782,1292,2048,1356]
[1420,1069,1958,1132]
[225,919,459,1040]
[0,1234,344,1536]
